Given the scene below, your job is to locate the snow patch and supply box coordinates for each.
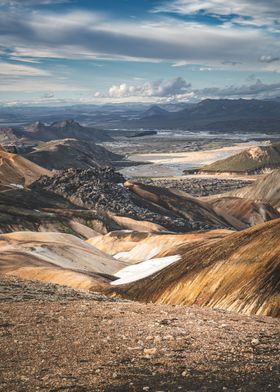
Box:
[10,183,24,189]
[114,246,160,262]
[111,254,181,286]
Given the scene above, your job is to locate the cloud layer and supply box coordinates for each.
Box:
[108,77,191,98]
[0,1,279,103]
[0,8,279,68]
[102,77,280,103]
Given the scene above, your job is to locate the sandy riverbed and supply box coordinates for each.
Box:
[121,141,266,178]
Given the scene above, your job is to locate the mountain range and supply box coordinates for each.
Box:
[0,120,127,171]
[122,99,280,132]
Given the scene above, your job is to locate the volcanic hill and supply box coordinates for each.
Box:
[25,138,123,170]
[23,119,111,142]
[193,142,280,174]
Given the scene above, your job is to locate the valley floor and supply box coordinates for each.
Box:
[1,275,279,392]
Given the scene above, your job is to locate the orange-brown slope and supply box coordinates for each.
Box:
[89,229,232,262]
[0,253,108,291]
[207,196,280,227]
[0,150,51,190]
[0,232,126,290]
[113,219,280,317]
[228,169,280,208]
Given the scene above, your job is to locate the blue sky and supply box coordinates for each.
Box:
[0,0,279,105]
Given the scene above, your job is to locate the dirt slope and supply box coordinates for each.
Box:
[113,219,280,317]
[1,274,279,391]
[228,169,280,208]
[0,150,51,190]
[207,196,280,227]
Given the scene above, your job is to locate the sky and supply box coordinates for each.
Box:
[0,0,279,105]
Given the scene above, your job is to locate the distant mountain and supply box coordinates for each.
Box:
[265,96,280,102]
[25,138,123,170]
[193,142,280,174]
[140,105,168,118]
[123,99,280,132]
[22,119,111,142]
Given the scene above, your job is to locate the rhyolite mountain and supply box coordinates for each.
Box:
[228,169,280,208]
[113,218,280,317]
[187,142,280,174]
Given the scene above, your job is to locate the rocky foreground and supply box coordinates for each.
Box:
[0,275,279,392]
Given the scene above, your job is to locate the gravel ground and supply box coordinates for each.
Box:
[0,275,279,392]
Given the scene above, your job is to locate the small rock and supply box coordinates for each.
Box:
[143,348,157,356]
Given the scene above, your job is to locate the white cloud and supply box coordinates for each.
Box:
[153,0,280,29]
[108,77,191,98]
[259,55,280,63]
[172,61,189,67]
[196,79,280,99]
[0,61,49,76]
[0,0,69,5]
[8,56,40,63]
